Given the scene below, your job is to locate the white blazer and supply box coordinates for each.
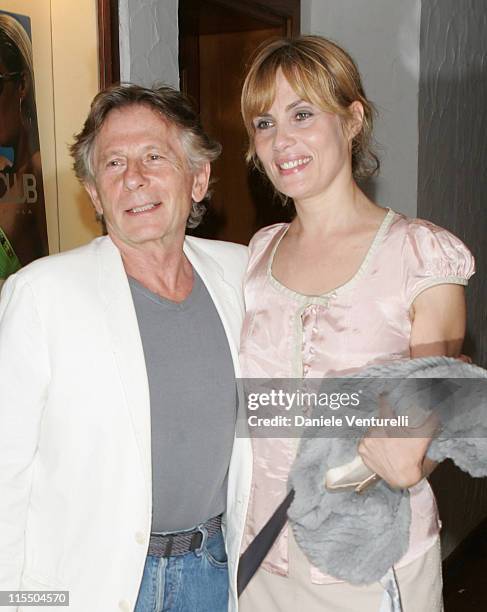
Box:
[0,235,252,612]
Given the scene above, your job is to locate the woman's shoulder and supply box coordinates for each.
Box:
[391,211,454,235]
[389,211,475,303]
[0,155,13,172]
[247,222,288,254]
[391,212,473,261]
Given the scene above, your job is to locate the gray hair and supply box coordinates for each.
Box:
[70,84,222,228]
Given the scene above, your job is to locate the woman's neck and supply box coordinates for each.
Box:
[291,180,379,238]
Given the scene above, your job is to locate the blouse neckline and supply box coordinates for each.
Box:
[267,208,396,303]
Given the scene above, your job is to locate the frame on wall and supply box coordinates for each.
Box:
[98,0,120,88]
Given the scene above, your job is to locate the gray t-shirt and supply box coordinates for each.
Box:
[129,271,236,532]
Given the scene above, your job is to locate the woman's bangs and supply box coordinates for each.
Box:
[246,62,279,120]
[280,60,338,115]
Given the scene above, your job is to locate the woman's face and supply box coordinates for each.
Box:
[252,69,354,205]
[0,57,22,146]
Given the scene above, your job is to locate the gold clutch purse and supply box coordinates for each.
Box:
[325,455,381,494]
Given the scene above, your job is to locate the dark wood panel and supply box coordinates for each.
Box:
[179,0,300,243]
[197,27,290,244]
[180,0,283,34]
[210,0,300,35]
[418,0,487,566]
[97,0,120,89]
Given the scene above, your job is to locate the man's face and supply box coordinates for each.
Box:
[85,104,209,251]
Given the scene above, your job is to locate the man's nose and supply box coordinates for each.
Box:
[123,159,146,190]
[272,123,295,152]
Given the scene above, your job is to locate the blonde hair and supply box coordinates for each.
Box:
[0,13,33,76]
[241,36,379,180]
[0,13,37,137]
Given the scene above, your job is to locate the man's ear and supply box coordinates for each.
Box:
[84,180,103,216]
[347,101,364,141]
[191,162,211,203]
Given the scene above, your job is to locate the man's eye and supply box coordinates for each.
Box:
[254,119,273,130]
[295,111,312,121]
[107,159,121,167]
[149,154,162,161]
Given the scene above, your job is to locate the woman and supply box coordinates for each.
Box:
[0,13,48,281]
[238,36,474,611]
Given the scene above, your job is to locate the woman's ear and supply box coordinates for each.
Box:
[18,71,31,123]
[18,70,29,101]
[347,101,364,141]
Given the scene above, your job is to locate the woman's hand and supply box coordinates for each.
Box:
[357,395,439,489]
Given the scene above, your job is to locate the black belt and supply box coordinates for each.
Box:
[148,514,222,557]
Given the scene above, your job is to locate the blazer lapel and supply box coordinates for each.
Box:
[96,237,152,501]
[183,239,244,377]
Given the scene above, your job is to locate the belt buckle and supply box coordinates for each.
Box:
[189,528,204,552]
[163,535,174,556]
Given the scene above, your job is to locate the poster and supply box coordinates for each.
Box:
[0,9,48,281]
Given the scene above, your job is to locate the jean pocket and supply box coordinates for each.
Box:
[204,532,228,568]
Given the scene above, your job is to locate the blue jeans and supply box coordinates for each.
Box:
[134,527,229,612]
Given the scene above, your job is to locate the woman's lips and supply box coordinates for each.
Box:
[275,156,312,175]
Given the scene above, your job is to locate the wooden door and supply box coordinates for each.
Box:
[179,0,300,244]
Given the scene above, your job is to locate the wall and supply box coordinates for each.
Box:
[50,0,101,250]
[119,0,179,88]
[419,0,487,558]
[418,0,486,366]
[301,0,421,217]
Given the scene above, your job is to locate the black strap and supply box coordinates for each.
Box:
[237,488,295,596]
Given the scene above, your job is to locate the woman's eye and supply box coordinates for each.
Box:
[254,119,273,130]
[107,159,121,167]
[295,111,312,121]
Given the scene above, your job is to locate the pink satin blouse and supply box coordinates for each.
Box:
[240,209,475,584]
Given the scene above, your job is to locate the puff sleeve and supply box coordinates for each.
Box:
[403,219,475,306]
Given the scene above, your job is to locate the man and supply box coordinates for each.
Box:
[0,85,252,612]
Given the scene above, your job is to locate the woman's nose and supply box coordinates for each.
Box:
[272,124,295,152]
